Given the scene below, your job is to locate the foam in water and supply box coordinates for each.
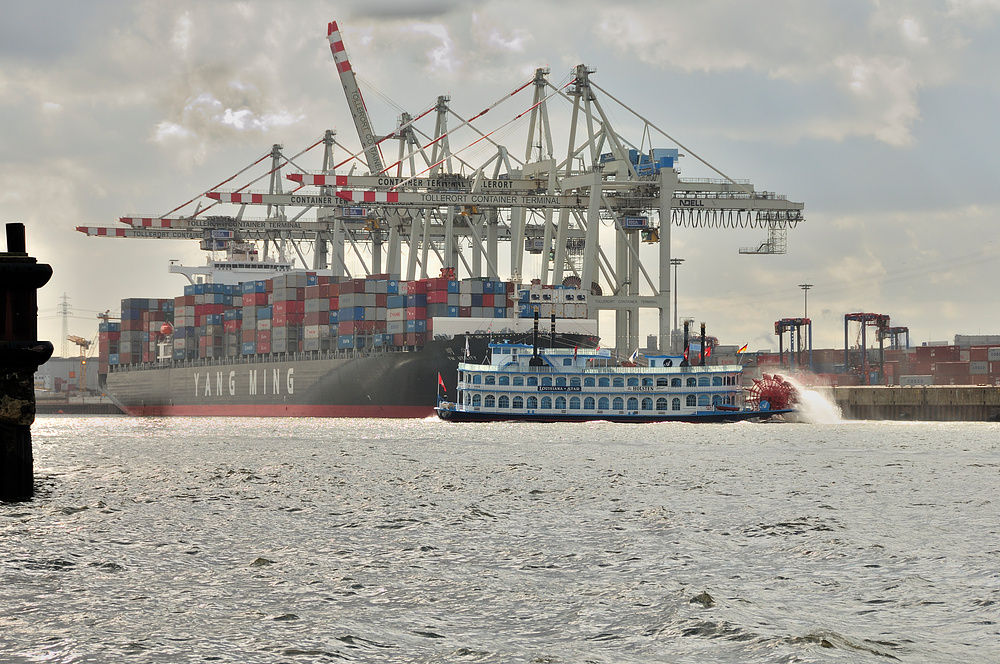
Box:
[782,374,843,424]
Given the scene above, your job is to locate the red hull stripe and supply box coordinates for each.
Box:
[119,404,435,418]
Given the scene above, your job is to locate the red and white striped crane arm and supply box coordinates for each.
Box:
[328,21,384,175]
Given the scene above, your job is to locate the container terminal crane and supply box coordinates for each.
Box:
[75,20,806,418]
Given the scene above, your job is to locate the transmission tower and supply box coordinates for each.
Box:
[59,293,71,357]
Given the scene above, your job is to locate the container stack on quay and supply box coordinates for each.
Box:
[96,274,591,367]
[756,344,1000,387]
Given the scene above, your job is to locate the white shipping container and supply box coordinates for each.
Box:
[970,361,989,375]
[387,309,405,321]
[459,293,473,307]
[256,319,272,331]
[899,375,933,386]
[989,348,1000,362]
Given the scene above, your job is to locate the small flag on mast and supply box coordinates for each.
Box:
[738,343,748,354]
[437,372,446,393]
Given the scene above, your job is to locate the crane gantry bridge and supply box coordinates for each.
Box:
[78,20,804,355]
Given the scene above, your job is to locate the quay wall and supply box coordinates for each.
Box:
[830,385,1000,421]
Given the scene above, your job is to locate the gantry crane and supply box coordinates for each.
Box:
[76,19,805,357]
[844,313,890,385]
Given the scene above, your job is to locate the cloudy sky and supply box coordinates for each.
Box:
[4,0,999,356]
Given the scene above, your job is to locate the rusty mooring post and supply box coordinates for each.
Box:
[0,223,53,501]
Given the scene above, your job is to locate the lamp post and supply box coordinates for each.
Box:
[799,283,813,319]
[670,258,684,352]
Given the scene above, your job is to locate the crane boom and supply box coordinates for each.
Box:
[328,21,384,174]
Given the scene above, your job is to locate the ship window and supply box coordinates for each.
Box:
[541,376,552,387]
[584,397,595,410]
[698,376,710,387]
[569,397,580,410]
[513,396,523,409]
[712,376,723,386]
[485,395,496,407]
[686,377,697,387]
[554,396,566,409]
[584,377,595,387]
[642,377,653,387]
[473,375,482,384]
[598,397,610,410]
[698,394,710,406]
[555,377,566,387]
[499,395,509,408]
[672,398,681,411]
[541,396,552,409]
[641,397,653,410]
[527,376,538,386]
[627,377,638,387]
[686,394,696,407]
[657,377,668,387]
[627,397,638,410]
[598,377,610,387]
[656,397,668,410]
[485,375,496,385]
[672,378,682,387]
[613,397,624,410]
[513,376,524,386]
[465,393,472,405]
[613,377,624,387]
[713,394,723,405]
[472,394,482,406]
[563,358,572,366]
[570,377,580,387]
[498,375,509,385]
[527,396,538,409]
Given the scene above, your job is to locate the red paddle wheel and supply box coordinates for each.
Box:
[746,374,798,412]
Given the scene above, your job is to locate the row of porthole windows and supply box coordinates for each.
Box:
[462,393,735,410]
[463,373,737,388]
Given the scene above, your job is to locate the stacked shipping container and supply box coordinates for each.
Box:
[99,273,591,367]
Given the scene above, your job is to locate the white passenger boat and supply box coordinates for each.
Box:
[435,339,797,424]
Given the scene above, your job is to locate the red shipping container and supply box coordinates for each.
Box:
[407,280,428,295]
[304,311,326,326]
[242,329,256,343]
[482,293,494,307]
[338,320,357,335]
[244,292,270,306]
[329,296,338,311]
[257,330,271,344]
[257,341,271,354]
[273,300,289,314]
[459,307,472,317]
[393,333,406,347]
[426,290,449,304]
[406,307,427,320]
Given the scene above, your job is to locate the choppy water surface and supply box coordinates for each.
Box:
[2,416,998,663]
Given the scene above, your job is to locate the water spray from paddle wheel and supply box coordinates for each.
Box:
[746,374,798,412]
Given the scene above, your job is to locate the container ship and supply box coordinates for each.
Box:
[97,269,598,417]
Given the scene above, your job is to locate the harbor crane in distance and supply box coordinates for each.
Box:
[67,334,92,393]
[845,312,890,385]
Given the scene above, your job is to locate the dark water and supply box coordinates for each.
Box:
[2,416,998,663]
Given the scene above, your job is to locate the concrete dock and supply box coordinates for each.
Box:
[830,385,1000,421]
